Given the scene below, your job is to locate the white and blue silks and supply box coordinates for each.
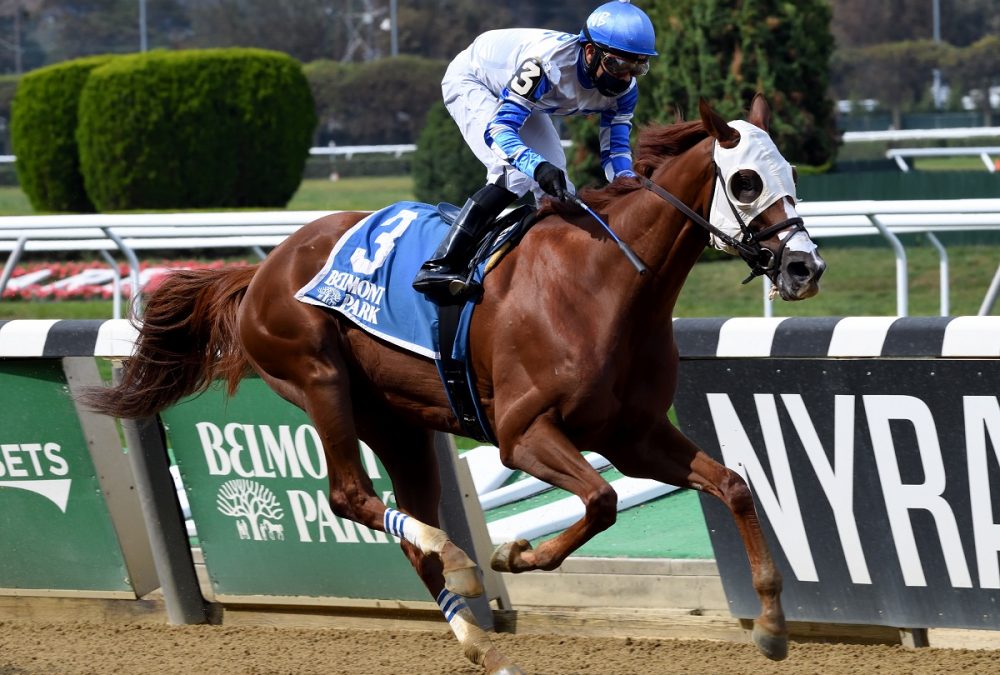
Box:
[442,28,638,200]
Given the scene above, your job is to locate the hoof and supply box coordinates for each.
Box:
[752,622,788,661]
[483,647,526,675]
[490,539,532,573]
[489,666,526,675]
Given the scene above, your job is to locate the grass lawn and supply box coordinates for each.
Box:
[287,176,414,211]
[0,185,36,215]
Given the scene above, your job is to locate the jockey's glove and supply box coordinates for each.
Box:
[535,161,569,201]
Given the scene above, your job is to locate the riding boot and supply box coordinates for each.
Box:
[412,184,515,302]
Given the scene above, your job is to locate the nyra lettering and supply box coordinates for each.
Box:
[707,394,1000,590]
[0,442,69,478]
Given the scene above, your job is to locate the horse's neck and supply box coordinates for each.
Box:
[616,153,714,319]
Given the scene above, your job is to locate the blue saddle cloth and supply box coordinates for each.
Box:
[295,199,527,363]
[296,200,532,442]
[296,201,455,359]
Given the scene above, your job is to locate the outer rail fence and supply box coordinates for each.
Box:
[0,211,333,318]
[885,147,1000,173]
[789,198,1000,318]
[4,198,1000,319]
[1,317,999,649]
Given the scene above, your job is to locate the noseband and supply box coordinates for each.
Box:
[639,160,804,284]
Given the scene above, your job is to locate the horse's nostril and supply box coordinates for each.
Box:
[788,261,810,279]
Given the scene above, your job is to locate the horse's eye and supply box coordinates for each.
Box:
[728,170,763,203]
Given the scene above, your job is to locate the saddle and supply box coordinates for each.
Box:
[434,202,537,443]
[436,201,536,296]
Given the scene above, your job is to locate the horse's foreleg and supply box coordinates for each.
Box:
[360,416,521,675]
[491,412,617,573]
[614,419,787,661]
[302,387,483,599]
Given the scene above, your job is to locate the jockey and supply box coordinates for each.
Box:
[412,0,657,301]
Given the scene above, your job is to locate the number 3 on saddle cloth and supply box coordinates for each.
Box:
[295,200,534,443]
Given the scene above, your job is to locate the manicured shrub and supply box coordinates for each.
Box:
[11,56,114,212]
[77,48,316,210]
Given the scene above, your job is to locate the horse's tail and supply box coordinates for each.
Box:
[82,265,258,419]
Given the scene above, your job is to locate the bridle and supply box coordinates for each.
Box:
[638,141,805,284]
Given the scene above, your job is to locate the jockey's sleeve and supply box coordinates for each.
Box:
[485,59,553,179]
[600,84,638,181]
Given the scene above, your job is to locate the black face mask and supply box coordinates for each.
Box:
[585,45,631,97]
[595,70,630,97]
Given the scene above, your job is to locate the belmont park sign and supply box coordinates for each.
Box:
[161,378,427,600]
[194,421,395,546]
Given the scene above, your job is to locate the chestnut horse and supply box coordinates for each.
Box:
[87,95,824,673]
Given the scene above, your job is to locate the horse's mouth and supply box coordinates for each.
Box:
[775,251,826,301]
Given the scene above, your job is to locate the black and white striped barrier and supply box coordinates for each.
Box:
[3,316,999,359]
[673,315,1000,358]
[0,319,137,357]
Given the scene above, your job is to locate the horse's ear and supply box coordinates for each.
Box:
[748,93,771,132]
[699,98,739,149]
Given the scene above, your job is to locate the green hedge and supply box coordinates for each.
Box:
[77,48,315,210]
[11,56,114,212]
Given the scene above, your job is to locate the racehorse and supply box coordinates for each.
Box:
[86,94,825,674]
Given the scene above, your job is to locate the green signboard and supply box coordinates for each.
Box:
[0,360,131,593]
[161,378,428,601]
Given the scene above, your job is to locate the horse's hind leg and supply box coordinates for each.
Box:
[613,419,787,661]
[239,308,482,599]
[357,412,522,675]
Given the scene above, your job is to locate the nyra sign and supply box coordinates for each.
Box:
[675,358,1000,630]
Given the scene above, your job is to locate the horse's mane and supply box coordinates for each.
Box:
[543,119,708,218]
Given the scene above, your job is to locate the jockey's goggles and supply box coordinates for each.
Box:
[599,50,650,78]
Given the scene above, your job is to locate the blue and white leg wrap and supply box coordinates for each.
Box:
[437,588,470,622]
[437,587,490,660]
[383,507,420,547]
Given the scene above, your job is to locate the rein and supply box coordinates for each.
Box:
[638,169,804,284]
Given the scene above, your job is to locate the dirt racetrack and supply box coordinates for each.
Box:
[0,621,996,675]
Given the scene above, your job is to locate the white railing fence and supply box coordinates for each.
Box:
[3,199,1000,319]
[885,147,999,173]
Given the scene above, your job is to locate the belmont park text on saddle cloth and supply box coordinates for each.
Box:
[295,201,451,360]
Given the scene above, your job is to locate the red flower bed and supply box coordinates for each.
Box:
[2,259,250,301]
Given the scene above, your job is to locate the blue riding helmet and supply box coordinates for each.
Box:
[579,1,658,58]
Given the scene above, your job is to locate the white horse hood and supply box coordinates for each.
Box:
[708,120,799,253]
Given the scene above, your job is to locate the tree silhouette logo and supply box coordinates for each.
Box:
[216,479,286,541]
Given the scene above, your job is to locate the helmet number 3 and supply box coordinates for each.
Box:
[509,59,543,98]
